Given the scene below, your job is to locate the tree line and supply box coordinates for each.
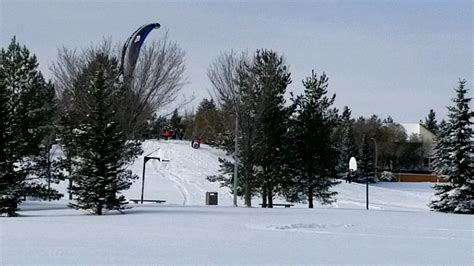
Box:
[204,50,472,213]
[1,37,472,216]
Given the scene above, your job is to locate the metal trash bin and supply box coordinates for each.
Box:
[205,192,218,205]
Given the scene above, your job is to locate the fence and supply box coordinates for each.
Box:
[396,173,447,183]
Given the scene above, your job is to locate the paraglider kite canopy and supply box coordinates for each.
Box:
[121,23,161,79]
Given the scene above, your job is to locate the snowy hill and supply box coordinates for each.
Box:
[124,140,236,206]
[116,140,434,210]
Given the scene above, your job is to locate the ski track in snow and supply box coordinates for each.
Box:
[151,160,189,205]
[146,140,232,206]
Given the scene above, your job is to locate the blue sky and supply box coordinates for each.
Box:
[1,0,472,122]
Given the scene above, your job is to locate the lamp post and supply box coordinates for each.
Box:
[233,90,241,207]
[368,138,378,210]
[141,156,161,204]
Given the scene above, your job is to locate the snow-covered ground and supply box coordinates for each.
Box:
[2,140,473,265]
[2,205,472,265]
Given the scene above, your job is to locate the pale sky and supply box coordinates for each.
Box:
[1,0,472,122]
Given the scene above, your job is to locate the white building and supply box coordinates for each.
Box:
[401,123,436,144]
[400,123,436,171]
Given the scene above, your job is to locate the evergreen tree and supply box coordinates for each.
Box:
[142,114,168,139]
[251,50,292,208]
[355,135,375,183]
[0,37,61,216]
[32,137,64,201]
[207,58,258,207]
[383,116,394,124]
[197,98,217,112]
[285,71,339,208]
[430,80,473,214]
[208,50,292,207]
[193,98,226,145]
[57,97,79,200]
[335,106,358,175]
[28,80,64,201]
[207,157,245,196]
[431,120,450,176]
[421,109,439,134]
[62,53,142,215]
[169,108,182,130]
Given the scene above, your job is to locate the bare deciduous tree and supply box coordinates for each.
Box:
[51,39,115,99]
[207,50,248,108]
[51,34,187,138]
[124,33,187,136]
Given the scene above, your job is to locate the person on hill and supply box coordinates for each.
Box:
[162,129,171,140]
[175,128,183,140]
[195,137,201,147]
[346,171,353,183]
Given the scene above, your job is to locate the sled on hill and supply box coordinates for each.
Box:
[191,137,201,149]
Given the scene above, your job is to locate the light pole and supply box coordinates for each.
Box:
[233,90,241,207]
[368,138,378,210]
[141,156,161,204]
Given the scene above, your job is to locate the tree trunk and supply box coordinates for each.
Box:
[68,179,73,200]
[308,188,314,208]
[66,155,73,200]
[47,145,51,202]
[261,186,267,208]
[267,184,273,208]
[7,201,17,217]
[244,170,251,207]
[97,202,103,215]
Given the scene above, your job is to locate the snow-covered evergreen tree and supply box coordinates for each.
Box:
[430,80,473,214]
[0,37,61,216]
[62,53,142,215]
[285,71,339,208]
[431,120,451,177]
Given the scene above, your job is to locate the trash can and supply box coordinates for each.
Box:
[205,192,218,205]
